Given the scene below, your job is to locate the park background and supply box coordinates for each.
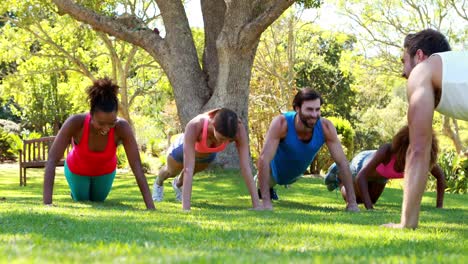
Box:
[0,0,467,263]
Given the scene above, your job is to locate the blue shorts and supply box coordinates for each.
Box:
[324,150,387,191]
[168,134,217,164]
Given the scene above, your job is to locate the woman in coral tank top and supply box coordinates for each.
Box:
[152,108,261,211]
[325,125,445,210]
[43,78,155,210]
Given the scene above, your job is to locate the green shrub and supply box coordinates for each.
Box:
[22,131,43,140]
[430,150,467,194]
[116,145,128,169]
[148,137,167,157]
[0,127,21,161]
[139,152,152,173]
[327,116,355,158]
[310,117,355,174]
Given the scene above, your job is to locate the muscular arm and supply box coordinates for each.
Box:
[43,115,82,205]
[430,164,445,208]
[118,120,155,210]
[322,118,359,211]
[235,122,261,209]
[257,116,285,210]
[356,144,391,210]
[399,62,435,228]
[181,120,200,211]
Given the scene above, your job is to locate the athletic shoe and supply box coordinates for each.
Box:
[152,182,164,202]
[270,188,279,200]
[257,188,279,200]
[324,163,340,191]
[172,178,182,202]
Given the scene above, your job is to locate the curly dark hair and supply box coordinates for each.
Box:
[391,125,439,171]
[86,77,119,114]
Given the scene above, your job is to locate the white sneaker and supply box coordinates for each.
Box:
[172,178,182,202]
[152,182,164,202]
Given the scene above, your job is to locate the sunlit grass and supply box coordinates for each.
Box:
[0,165,466,263]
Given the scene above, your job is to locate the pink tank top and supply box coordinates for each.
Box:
[66,113,117,176]
[376,155,404,179]
[194,118,228,153]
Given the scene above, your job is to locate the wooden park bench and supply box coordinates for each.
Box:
[18,136,70,186]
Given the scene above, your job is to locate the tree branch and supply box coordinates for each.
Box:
[241,0,295,48]
[51,0,166,61]
[97,32,119,81]
[25,21,96,80]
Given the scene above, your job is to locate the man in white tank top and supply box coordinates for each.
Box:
[385,29,467,229]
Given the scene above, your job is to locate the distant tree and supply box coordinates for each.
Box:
[335,0,467,152]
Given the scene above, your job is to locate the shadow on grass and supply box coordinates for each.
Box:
[0,210,465,261]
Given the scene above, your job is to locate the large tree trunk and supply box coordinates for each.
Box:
[204,38,260,167]
[52,0,296,168]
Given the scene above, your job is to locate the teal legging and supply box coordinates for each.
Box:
[64,161,116,202]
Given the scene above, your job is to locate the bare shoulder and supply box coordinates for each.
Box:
[269,115,288,138]
[63,114,86,130]
[319,117,336,133]
[114,118,133,137]
[115,118,130,127]
[186,114,205,132]
[407,59,436,93]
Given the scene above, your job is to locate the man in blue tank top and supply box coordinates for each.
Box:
[257,88,359,211]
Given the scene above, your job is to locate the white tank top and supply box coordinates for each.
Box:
[433,51,468,121]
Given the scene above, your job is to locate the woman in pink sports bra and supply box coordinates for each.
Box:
[326,125,445,210]
[152,108,261,211]
[43,78,155,210]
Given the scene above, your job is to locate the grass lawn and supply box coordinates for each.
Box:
[0,164,467,263]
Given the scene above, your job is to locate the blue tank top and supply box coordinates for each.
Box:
[270,111,325,185]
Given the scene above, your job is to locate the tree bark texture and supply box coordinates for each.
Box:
[52,0,295,167]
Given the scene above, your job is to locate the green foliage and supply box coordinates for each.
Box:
[295,32,357,122]
[433,150,467,194]
[1,0,171,145]
[0,167,467,262]
[329,116,355,157]
[147,137,167,157]
[116,145,127,169]
[354,94,408,151]
[0,97,21,123]
[139,152,151,174]
[21,74,73,135]
[0,127,21,161]
[312,116,355,174]
[21,130,42,140]
[296,0,322,9]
